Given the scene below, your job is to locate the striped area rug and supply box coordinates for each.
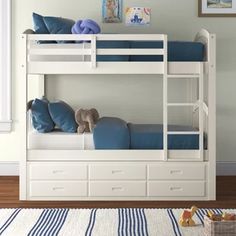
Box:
[0,208,235,236]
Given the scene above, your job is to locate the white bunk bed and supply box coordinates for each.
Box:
[20,29,216,201]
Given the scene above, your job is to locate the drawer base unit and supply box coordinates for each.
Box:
[24,161,212,200]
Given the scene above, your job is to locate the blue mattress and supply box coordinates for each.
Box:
[96,41,205,62]
[128,124,200,150]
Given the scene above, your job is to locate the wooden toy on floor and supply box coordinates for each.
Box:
[207,210,236,221]
[179,206,198,227]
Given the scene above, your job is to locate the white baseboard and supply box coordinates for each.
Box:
[0,161,235,176]
[0,162,19,176]
[216,161,236,176]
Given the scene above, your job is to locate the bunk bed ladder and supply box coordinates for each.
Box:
[163,35,168,161]
[166,63,204,161]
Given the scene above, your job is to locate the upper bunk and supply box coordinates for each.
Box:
[22,29,215,75]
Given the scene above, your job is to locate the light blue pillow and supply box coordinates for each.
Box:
[31,98,55,133]
[48,101,77,133]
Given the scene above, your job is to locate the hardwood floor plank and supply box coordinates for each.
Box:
[0,176,235,208]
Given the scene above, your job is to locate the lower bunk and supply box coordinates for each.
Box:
[26,113,209,200]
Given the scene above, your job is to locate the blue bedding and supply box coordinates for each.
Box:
[128,124,200,150]
[93,117,130,149]
[96,41,205,62]
[93,117,204,150]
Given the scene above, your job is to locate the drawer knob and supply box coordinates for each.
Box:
[170,187,183,191]
[170,170,183,175]
[112,187,124,191]
[52,170,64,174]
[52,187,65,191]
[111,170,124,174]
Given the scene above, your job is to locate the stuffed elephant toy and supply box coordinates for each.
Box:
[75,108,99,134]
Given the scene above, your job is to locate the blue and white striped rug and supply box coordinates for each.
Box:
[0,208,235,236]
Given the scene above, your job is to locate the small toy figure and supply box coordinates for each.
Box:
[222,213,236,221]
[207,210,236,221]
[207,210,222,221]
[179,206,198,227]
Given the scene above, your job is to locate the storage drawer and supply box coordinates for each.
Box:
[89,164,146,180]
[148,181,205,197]
[89,181,146,197]
[29,181,87,197]
[148,164,205,180]
[28,162,87,180]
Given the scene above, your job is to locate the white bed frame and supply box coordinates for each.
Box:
[20,29,216,201]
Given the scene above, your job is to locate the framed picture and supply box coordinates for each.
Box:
[102,0,122,23]
[125,7,151,26]
[199,0,236,17]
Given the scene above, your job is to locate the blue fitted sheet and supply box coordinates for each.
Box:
[128,124,200,150]
[96,41,205,62]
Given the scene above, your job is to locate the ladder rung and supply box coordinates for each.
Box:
[167,103,197,107]
[167,131,200,135]
[167,74,200,78]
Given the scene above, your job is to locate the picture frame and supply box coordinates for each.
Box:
[125,7,151,26]
[102,0,122,23]
[198,0,236,17]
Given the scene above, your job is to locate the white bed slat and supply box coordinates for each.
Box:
[28,61,165,74]
[97,48,164,55]
[27,149,201,161]
[28,34,165,41]
[28,34,94,41]
[167,131,200,135]
[29,48,92,56]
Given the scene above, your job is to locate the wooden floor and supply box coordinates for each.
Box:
[0,176,235,208]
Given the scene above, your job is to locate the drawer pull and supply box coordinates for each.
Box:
[111,170,124,174]
[170,170,183,175]
[112,187,124,191]
[52,170,64,174]
[170,187,183,191]
[52,187,65,191]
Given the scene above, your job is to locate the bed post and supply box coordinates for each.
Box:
[208,33,216,200]
[163,34,168,161]
[20,33,28,200]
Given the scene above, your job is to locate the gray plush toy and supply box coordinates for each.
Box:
[75,108,99,133]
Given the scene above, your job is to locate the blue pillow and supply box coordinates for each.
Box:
[32,13,75,43]
[43,16,75,34]
[31,98,55,133]
[48,101,77,133]
[32,13,49,34]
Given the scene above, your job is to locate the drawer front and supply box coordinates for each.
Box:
[148,181,205,197]
[89,181,146,197]
[148,164,205,180]
[28,162,87,180]
[89,164,146,180]
[29,181,87,197]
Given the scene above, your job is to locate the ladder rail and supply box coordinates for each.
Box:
[163,35,168,161]
[199,64,204,161]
